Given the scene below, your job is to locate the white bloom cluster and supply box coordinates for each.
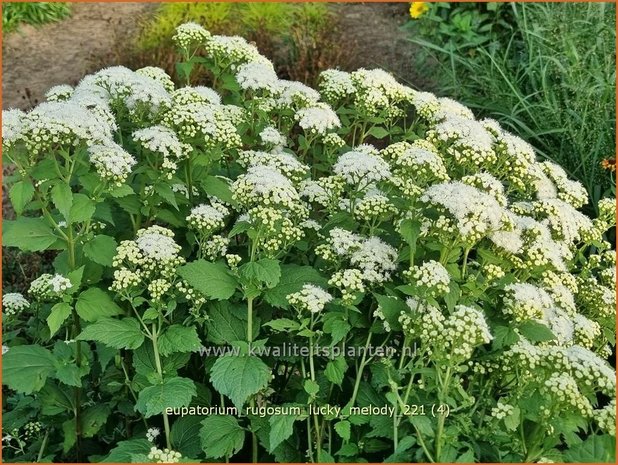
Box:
[202,235,230,260]
[274,80,321,108]
[88,142,137,186]
[295,104,341,135]
[171,86,221,105]
[333,151,391,189]
[461,172,507,206]
[491,401,514,420]
[231,165,301,211]
[349,68,412,118]
[238,150,308,183]
[412,92,475,122]
[45,84,74,102]
[146,427,160,443]
[2,293,30,316]
[172,22,210,49]
[259,126,287,148]
[136,67,175,93]
[539,161,588,208]
[18,101,115,156]
[318,69,355,103]
[404,260,450,297]
[392,144,449,183]
[112,226,185,292]
[353,189,396,221]
[147,446,182,463]
[594,400,616,436]
[161,102,241,149]
[421,181,506,245]
[543,372,592,417]
[440,305,493,361]
[235,61,278,91]
[186,203,229,234]
[287,284,333,314]
[204,35,268,70]
[1,109,26,150]
[28,274,72,300]
[328,269,365,304]
[349,237,398,284]
[299,176,344,208]
[428,116,497,167]
[133,125,191,176]
[502,283,554,323]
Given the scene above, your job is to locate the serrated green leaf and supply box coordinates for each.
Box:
[47,302,72,337]
[135,376,196,418]
[171,416,204,458]
[269,412,297,452]
[83,235,117,267]
[178,260,238,300]
[158,325,202,356]
[239,258,281,289]
[69,193,96,224]
[200,415,245,459]
[3,217,58,252]
[9,180,35,215]
[334,420,351,442]
[210,355,271,410]
[2,345,58,394]
[51,181,73,221]
[519,320,556,342]
[77,317,144,349]
[75,288,123,322]
[325,356,348,386]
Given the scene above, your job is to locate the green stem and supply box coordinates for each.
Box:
[36,430,49,462]
[434,365,452,462]
[462,246,471,278]
[348,331,373,410]
[152,322,172,449]
[309,336,321,460]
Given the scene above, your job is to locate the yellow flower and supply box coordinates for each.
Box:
[410,2,430,19]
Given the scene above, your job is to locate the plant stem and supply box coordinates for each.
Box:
[434,365,452,462]
[348,331,373,410]
[36,430,49,462]
[247,297,254,345]
[462,246,471,278]
[152,322,172,449]
[308,335,322,461]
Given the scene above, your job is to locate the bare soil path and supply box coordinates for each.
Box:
[2,2,153,110]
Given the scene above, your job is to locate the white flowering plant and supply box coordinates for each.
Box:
[2,22,616,463]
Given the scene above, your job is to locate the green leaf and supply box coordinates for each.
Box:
[503,406,520,431]
[304,379,320,396]
[102,439,152,462]
[2,345,58,394]
[158,325,202,357]
[201,175,235,205]
[51,181,73,221]
[55,363,84,387]
[399,218,421,261]
[264,318,300,332]
[171,416,204,458]
[200,415,245,459]
[47,302,72,337]
[135,376,196,418]
[334,420,351,442]
[108,184,134,198]
[178,260,238,300]
[564,435,615,462]
[69,193,96,224]
[3,217,58,251]
[264,264,327,309]
[325,356,348,386]
[323,312,351,345]
[367,126,389,139]
[155,183,179,210]
[83,235,117,267]
[9,180,34,215]
[210,355,271,409]
[75,288,124,322]
[81,405,110,437]
[374,294,406,331]
[269,413,297,452]
[239,258,281,289]
[62,419,77,453]
[519,320,556,342]
[205,301,250,344]
[77,317,144,349]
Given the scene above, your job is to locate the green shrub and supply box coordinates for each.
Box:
[2,2,70,33]
[407,2,616,208]
[2,22,616,464]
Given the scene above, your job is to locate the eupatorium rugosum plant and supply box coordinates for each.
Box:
[2,21,616,463]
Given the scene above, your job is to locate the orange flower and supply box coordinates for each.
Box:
[601,157,616,172]
[410,2,430,19]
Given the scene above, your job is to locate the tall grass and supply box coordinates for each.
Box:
[2,2,71,33]
[410,2,616,207]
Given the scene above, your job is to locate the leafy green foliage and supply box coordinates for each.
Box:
[3,2,71,33]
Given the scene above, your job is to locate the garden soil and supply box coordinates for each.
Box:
[2,2,435,111]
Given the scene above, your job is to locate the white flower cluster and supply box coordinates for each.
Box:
[133,125,192,176]
[328,269,365,304]
[45,84,74,102]
[421,182,506,245]
[231,165,302,211]
[235,61,278,91]
[28,274,72,300]
[287,284,333,314]
[237,150,308,183]
[502,283,554,323]
[259,126,287,148]
[2,293,30,316]
[594,400,616,436]
[147,446,182,464]
[146,427,160,443]
[333,151,392,190]
[136,67,175,93]
[172,22,210,49]
[349,237,398,284]
[295,104,341,136]
[204,35,268,71]
[439,305,493,361]
[391,143,449,184]
[543,372,592,417]
[428,116,497,167]
[186,202,229,234]
[404,260,450,297]
[172,86,221,105]
[88,142,137,186]
[491,401,515,420]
